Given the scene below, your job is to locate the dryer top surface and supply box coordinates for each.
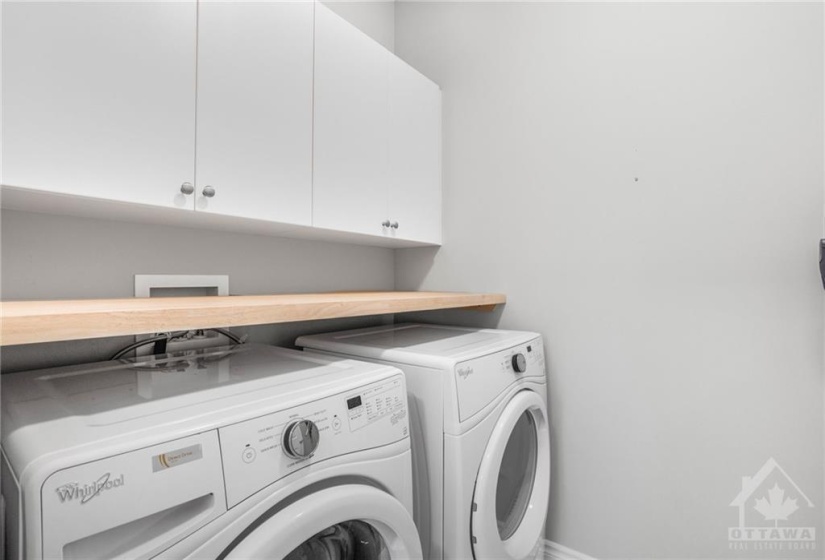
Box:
[296,323,539,367]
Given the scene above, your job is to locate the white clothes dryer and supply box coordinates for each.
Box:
[1,344,422,560]
[297,323,551,560]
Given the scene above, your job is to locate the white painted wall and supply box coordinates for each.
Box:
[0,210,395,372]
[394,2,824,558]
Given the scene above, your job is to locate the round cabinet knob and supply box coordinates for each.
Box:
[202,185,216,198]
[283,419,320,459]
[382,220,391,228]
[390,221,399,229]
[180,182,195,195]
[512,353,527,373]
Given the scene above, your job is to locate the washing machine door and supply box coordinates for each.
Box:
[221,484,422,559]
[471,390,551,560]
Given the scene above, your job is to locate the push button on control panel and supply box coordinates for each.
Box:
[242,447,257,464]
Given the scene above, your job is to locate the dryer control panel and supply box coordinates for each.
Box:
[218,374,408,507]
[454,337,545,423]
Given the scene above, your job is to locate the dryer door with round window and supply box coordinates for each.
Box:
[471,390,551,560]
[221,484,422,560]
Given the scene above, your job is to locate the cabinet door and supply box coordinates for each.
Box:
[388,60,442,245]
[2,2,197,209]
[196,1,313,225]
[313,3,390,236]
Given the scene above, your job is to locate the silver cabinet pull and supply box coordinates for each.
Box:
[382,220,391,228]
[202,185,216,198]
[390,221,399,229]
[180,182,194,195]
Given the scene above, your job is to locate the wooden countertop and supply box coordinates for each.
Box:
[0,291,506,346]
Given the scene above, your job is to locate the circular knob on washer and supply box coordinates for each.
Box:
[512,353,527,373]
[283,419,319,459]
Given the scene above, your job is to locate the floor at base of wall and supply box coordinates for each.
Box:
[543,540,598,560]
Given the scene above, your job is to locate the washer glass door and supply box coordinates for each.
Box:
[284,520,390,560]
[221,484,421,560]
[471,390,550,560]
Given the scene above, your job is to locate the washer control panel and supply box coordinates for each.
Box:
[219,374,408,508]
[346,379,405,432]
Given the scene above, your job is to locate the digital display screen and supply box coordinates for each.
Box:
[347,396,363,410]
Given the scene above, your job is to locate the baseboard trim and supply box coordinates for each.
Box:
[542,540,598,560]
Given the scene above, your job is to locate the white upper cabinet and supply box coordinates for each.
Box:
[313,3,442,245]
[195,1,313,225]
[388,59,442,245]
[1,1,441,247]
[313,4,390,237]
[2,1,197,210]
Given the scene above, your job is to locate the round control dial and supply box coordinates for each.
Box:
[283,419,320,459]
[512,353,527,373]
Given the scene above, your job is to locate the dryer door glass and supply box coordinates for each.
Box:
[284,520,390,560]
[495,411,537,540]
[470,390,550,560]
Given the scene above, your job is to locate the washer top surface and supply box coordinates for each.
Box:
[2,344,399,472]
[297,323,539,368]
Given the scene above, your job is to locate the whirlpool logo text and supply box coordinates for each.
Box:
[55,473,125,505]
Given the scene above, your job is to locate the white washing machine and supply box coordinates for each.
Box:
[296,323,551,560]
[1,344,422,560]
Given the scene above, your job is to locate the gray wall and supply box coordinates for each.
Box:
[0,210,395,372]
[323,0,395,52]
[394,2,824,558]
